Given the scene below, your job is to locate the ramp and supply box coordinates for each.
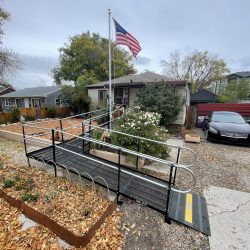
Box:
[23,111,210,236]
[27,136,211,235]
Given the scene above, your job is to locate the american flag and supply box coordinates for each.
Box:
[113,18,142,58]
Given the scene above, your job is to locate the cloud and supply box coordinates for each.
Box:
[135,56,151,66]
[20,54,58,74]
[12,72,54,89]
[10,54,58,89]
[239,56,250,69]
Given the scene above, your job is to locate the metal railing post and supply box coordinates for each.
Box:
[82,121,85,153]
[136,139,140,169]
[88,118,92,153]
[22,125,30,167]
[117,149,122,205]
[165,164,174,224]
[52,129,57,177]
[173,147,180,186]
[59,119,64,143]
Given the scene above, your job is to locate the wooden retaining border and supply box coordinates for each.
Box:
[0,189,116,247]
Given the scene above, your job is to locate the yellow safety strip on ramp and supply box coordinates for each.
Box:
[185,193,193,223]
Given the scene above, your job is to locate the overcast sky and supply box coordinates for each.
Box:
[2,0,250,89]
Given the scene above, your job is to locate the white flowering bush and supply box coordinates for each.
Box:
[110,107,170,159]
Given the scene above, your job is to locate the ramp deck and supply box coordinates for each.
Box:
[27,137,210,235]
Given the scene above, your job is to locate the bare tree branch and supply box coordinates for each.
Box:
[0,47,23,81]
[161,50,230,92]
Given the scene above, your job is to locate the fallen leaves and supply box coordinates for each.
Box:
[0,155,124,249]
[0,198,62,249]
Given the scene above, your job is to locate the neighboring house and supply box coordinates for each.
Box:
[87,71,191,125]
[0,85,15,111]
[0,86,67,112]
[210,71,250,94]
[190,89,217,106]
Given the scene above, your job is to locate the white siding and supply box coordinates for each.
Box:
[129,88,140,106]
[172,84,190,125]
[88,84,190,126]
[88,88,114,107]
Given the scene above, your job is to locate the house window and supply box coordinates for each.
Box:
[98,90,107,105]
[55,98,61,107]
[15,99,21,107]
[5,99,11,106]
[114,88,124,104]
[32,98,41,108]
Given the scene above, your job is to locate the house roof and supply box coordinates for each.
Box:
[87,71,188,89]
[0,86,60,98]
[227,71,250,78]
[0,86,15,96]
[191,89,217,103]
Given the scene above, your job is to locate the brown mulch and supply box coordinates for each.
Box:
[0,118,99,141]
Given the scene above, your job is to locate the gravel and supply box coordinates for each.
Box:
[0,129,250,250]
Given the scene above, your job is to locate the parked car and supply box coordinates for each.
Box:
[203,111,250,145]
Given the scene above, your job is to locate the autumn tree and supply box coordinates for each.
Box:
[161,50,230,93]
[52,32,135,85]
[0,7,22,87]
[218,79,250,103]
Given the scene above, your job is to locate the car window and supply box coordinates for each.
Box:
[211,113,246,124]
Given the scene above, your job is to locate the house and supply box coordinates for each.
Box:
[0,86,67,112]
[0,85,15,111]
[210,71,250,94]
[190,89,217,106]
[87,71,190,125]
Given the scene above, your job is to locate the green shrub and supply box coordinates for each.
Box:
[44,191,58,202]
[11,106,20,123]
[14,173,21,182]
[20,192,39,202]
[46,107,57,118]
[135,83,182,126]
[3,179,16,188]
[110,107,170,160]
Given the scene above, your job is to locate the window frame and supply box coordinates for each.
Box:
[98,90,107,105]
[55,98,61,107]
[5,98,11,106]
[31,98,41,108]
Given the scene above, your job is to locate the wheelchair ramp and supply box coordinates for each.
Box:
[169,192,211,235]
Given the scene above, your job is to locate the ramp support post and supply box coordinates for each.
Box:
[59,119,64,144]
[173,148,180,186]
[117,149,123,205]
[52,129,57,178]
[136,139,140,169]
[82,122,85,153]
[22,125,30,167]
[165,164,174,224]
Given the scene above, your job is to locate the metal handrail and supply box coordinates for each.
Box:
[84,112,109,122]
[55,129,189,168]
[82,123,196,167]
[53,129,196,194]
[54,144,196,194]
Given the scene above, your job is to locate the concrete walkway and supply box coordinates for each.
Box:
[204,186,250,250]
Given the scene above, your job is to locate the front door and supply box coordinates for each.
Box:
[114,87,129,107]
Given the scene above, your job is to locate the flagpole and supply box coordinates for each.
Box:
[108,9,112,129]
